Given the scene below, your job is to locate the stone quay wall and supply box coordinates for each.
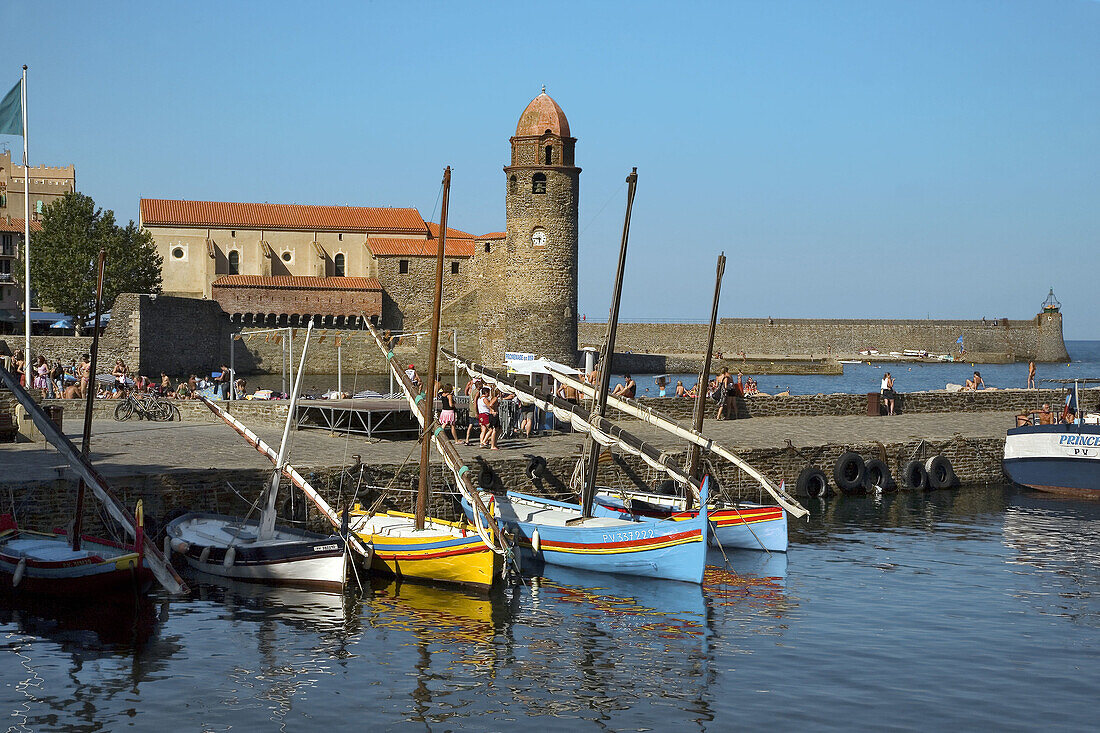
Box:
[1,432,1008,542]
[579,312,1069,363]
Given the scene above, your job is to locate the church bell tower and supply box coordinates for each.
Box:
[503,88,580,364]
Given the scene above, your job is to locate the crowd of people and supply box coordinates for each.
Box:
[1,349,244,402]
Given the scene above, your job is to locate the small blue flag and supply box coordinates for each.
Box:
[956,336,964,344]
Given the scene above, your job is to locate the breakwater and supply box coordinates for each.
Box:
[580,312,1070,363]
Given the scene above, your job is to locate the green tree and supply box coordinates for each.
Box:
[16,191,162,333]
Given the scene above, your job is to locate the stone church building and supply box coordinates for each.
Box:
[143,89,580,365]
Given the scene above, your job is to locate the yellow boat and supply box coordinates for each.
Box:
[349,509,503,591]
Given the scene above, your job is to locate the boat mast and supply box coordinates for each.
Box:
[71,249,106,552]
[685,252,725,497]
[416,166,450,531]
[580,167,638,519]
[258,321,313,540]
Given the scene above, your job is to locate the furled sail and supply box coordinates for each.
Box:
[544,368,808,518]
[441,349,705,501]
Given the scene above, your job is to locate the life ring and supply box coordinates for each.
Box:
[796,466,829,498]
[924,455,957,489]
[833,452,866,493]
[863,458,896,491]
[902,460,929,490]
[525,455,548,480]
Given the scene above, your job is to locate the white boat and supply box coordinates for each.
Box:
[166,323,350,590]
[1003,380,1100,496]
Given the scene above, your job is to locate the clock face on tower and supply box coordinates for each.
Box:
[531,229,547,248]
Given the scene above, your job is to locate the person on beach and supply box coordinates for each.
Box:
[881,372,896,415]
[33,356,50,399]
[964,371,984,391]
[463,378,482,444]
[675,380,687,397]
[438,383,459,442]
[13,349,25,388]
[714,367,733,419]
[78,354,91,398]
[476,387,492,447]
[1027,361,1036,389]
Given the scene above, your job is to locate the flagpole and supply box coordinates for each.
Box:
[21,65,29,371]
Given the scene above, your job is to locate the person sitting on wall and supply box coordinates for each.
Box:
[175,378,192,400]
[675,380,687,397]
[964,371,985,391]
[405,364,421,390]
[744,376,759,395]
[611,374,636,398]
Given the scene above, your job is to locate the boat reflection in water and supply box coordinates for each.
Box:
[1001,491,1100,627]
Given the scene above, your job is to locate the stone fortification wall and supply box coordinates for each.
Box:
[635,387,1098,420]
[0,336,127,370]
[579,312,1069,363]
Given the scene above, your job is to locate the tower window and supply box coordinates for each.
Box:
[451,261,459,275]
[338,233,343,241]
[281,251,292,262]
[544,145,553,165]
[231,230,235,238]
[228,250,240,275]
[334,252,346,277]
[509,175,517,194]
[172,247,185,259]
[484,242,491,253]
[399,259,409,274]
[532,173,546,194]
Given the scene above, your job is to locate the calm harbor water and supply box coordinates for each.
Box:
[244,340,1100,398]
[2,484,1097,731]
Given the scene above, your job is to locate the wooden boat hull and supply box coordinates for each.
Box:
[0,525,153,597]
[350,511,502,591]
[166,513,348,590]
[462,490,709,584]
[1004,424,1100,495]
[592,493,789,552]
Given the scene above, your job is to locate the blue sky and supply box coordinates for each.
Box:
[3,1,1098,337]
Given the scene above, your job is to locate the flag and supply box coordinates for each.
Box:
[956,336,964,344]
[0,80,21,136]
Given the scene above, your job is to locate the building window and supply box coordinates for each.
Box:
[281,251,292,262]
[544,145,553,165]
[231,230,235,238]
[172,247,185,259]
[1,234,12,256]
[484,242,491,253]
[0,194,5,207]
[334,252,346,277]
[399,259,409,274]
[509,175,517,194]
[338,233,343,242]
[228,250,240,275]
[451,261,459,275]
[35,200,43,214]
[532,173,546,194]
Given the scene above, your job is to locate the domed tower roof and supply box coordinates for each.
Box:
[515,87,571,138]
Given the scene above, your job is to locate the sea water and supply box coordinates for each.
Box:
[2,484,1097,731]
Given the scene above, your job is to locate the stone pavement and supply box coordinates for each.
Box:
[0,410,1016,484]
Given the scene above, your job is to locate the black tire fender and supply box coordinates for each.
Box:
[833,451,866,493]
[863,458,896,491]
[478,465,495,490]
[924,455,957,489]
[525,455,548,480]
[903,460,929,490]
[796,466,829,498]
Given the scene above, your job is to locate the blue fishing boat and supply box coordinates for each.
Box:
[463,479,709,584]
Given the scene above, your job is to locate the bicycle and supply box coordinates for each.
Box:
[113,391,180,422]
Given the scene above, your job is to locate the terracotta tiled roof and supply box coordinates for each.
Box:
[478,231,506,240]
[515,90,570,137]
[0,218,43,233]
[212,275,381,290]
[367,237,475,258]
[140,199,428,234]
[426,222,475,240]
